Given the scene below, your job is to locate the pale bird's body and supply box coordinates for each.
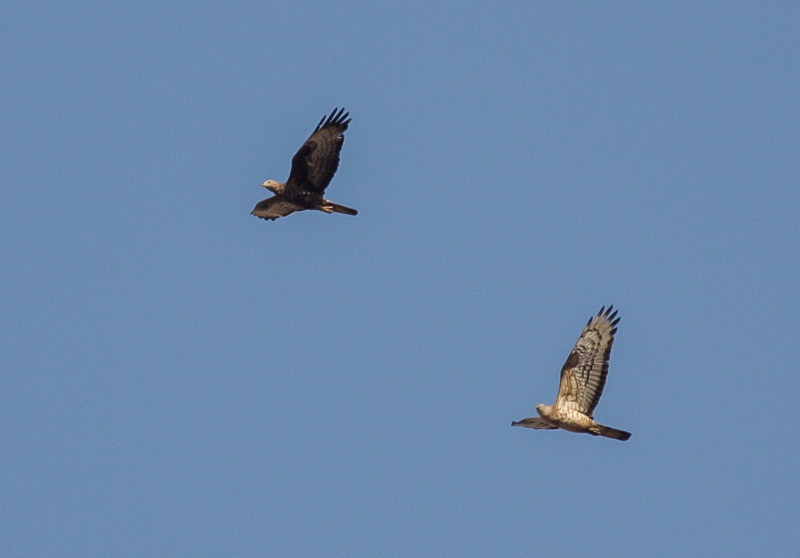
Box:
[512,306,631,441]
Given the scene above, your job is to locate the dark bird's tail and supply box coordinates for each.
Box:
[596,425,631,441]
[329,202,358,216]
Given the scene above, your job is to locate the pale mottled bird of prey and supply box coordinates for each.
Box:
[512,306,631,441]
[251,107,358,221]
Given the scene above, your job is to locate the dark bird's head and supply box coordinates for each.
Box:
[262,179,284,194]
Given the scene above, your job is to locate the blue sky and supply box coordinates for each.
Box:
[1,2,798,556]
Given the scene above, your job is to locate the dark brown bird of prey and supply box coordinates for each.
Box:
[512,306,631,441]
[251,108,358,221]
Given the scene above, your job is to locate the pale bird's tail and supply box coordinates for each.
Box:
[330,202,358,216]
[597,425,632,441]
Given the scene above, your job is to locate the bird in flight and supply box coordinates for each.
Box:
[512,306,631,441]
[251,108,358,221]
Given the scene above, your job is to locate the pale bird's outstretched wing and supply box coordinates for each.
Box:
[251,196,302,221]
[286,108,350,197]
[511,417,558,429]
[555,306,620,417]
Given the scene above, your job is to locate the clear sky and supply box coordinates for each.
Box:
[1,2,799,557]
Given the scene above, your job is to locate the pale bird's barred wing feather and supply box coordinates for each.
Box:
[286,108,350,196]
[555,306,620,417]
[251,196,302,221]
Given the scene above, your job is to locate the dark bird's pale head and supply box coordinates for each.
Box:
[262,179,283,194]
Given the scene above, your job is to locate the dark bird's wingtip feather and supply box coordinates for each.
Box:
[315,107,351,131]
[251,213,278,221]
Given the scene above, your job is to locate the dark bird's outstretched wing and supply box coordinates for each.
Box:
[286,108,351,196]
[555,306,620,417]
[251,196,303,221]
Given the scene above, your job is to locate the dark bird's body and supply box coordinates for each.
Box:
[252,108,358,221]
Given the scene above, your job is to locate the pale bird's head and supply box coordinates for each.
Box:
[262,179,281,194]
[536,404,550,417]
